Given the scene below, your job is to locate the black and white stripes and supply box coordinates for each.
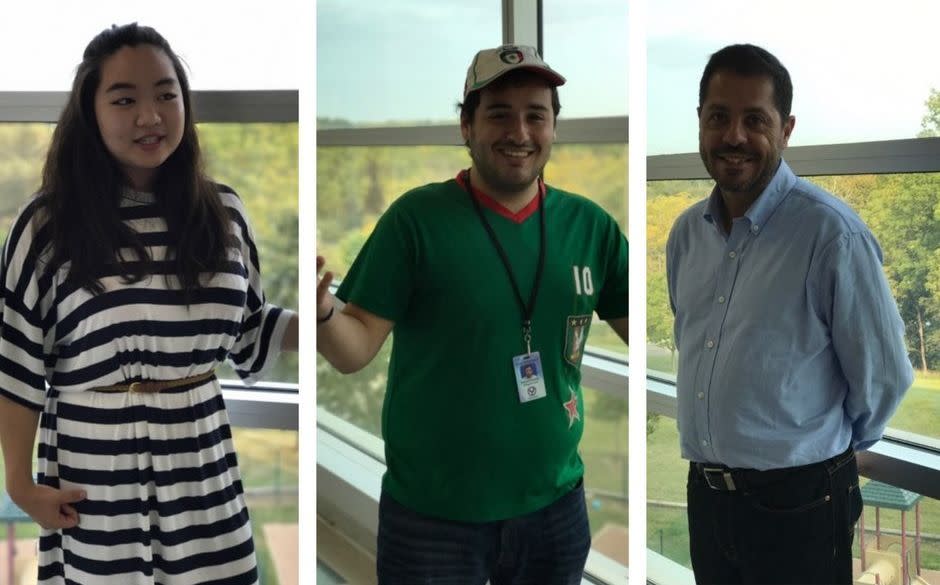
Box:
[0,187,291,584]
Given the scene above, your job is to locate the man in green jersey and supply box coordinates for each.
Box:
[317,44,628,583]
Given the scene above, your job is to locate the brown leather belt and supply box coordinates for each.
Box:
[91,370,216,394]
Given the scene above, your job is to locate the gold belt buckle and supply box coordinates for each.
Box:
[129,381,143,393]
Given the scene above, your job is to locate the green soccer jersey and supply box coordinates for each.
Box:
[336,172,627,522]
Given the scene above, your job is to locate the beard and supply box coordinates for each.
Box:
[467,140,549,197]
[700,145,780,200]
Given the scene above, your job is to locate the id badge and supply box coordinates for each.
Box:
[513,351,547,403]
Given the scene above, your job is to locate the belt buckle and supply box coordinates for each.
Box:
[702,466,736,491]
[129,381,143,393]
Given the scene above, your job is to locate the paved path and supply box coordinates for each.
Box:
[263,523,298,585]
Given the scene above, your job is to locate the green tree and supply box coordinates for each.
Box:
[918,88,940,138]
[646,191,703,364]
[862,175,939,372]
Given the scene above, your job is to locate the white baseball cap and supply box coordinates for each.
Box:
[463,44,566,99]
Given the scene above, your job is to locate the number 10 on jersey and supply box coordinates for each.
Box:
[573,265,593,296]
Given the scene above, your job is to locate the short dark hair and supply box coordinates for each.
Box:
[699,44,792,121]
[458,69,561,124]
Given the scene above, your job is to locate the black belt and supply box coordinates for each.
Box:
[691,446,855,493]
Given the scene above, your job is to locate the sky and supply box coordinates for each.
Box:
[316,0,629,125]
[2,0,936,153]
[0,0,301,91]
[647,0,940,153]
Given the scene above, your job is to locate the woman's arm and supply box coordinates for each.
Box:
[281,312,299,352]
[0,395,84,529]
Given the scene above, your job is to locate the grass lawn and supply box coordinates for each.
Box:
[887,370,940,439]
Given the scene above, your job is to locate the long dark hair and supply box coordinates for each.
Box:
[38,22,232,294]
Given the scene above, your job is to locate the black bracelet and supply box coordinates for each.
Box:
[317,305,335,324]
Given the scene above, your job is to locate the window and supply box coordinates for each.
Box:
[543,0,629,118]
[0,3,299,91]
[317,0,500,128]
[647,1,940,154]
[317,2,629,578]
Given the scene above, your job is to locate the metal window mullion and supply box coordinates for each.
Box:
[648,136,940,179]
[0,90,298,123]
[317,116,629,146]
[503,0,540,48]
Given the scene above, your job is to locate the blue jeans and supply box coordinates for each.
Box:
[687,447,862,584]
[376,481,591,584]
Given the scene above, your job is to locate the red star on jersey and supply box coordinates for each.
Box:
[563,389,580,428]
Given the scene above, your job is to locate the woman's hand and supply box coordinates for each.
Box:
[11,482,85,530]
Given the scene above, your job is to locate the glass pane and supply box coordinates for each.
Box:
[647,417,940,583]
[0,123,297,386]
[855,482,940,581]
[200,123,299,384]
[0,3,300,90]
[318,337,389,439]
[317,0,501,127]
[318,144,629,569]
[647,173,938,440]
[543,0,629,117]
[582,386,629,567]
[316,145,471,278]
[316,144,627,357]
[232,428,299,585]
[647,415,692,568]
[648,1,940,154]
[0,124,55,239]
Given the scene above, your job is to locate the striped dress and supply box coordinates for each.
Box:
[0,187,292,585]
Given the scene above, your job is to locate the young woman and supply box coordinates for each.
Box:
[0,23,297,584]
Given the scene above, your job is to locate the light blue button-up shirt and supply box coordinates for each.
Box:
[666,160,913,470]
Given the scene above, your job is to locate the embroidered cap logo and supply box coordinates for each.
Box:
[499,48,524,65]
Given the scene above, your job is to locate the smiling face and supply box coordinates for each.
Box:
[94,44,185,191]
[698,70,795,212]
[460,78,555,207]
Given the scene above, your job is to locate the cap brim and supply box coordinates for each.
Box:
[464,66,566,98]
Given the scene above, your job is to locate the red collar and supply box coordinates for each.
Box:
[455,171,545,224]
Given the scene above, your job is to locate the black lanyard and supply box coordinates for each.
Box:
[464,169,546,354]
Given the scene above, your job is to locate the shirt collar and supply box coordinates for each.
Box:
[702,158,797,229]
[454,170,546,224]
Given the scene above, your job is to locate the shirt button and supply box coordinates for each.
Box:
[697,392,705,399]
[706,340,715,349]
[751,224,760,233]
[718,295,726,303]
[701,439,709,446]
[729,251,737,259]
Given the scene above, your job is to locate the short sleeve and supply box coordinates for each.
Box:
[220,190,294,385]
[595,214,628,320]
[335,199,416,322]
[0,200,54,411]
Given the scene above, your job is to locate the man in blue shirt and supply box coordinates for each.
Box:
[667,44,913,584]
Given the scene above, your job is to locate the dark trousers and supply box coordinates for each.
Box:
[376,481,591,585]
[687,447,862,585]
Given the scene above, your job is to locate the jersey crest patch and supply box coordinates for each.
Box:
[564,315,592,366]
[563,387,581,429]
